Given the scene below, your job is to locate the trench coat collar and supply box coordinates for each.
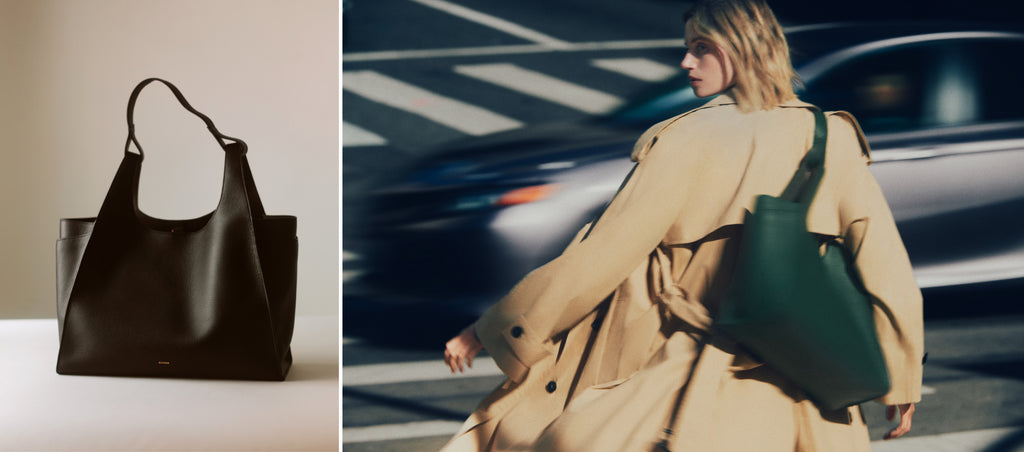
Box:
[630,90,816,162]
[708,90,815,110]
[704,91,737,108]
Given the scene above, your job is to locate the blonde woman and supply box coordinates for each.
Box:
[442,0,923,450]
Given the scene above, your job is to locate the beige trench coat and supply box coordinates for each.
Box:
[440,93,925,452]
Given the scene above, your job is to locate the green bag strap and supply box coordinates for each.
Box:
[778,107,828,207]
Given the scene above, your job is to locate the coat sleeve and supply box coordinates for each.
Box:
[829,113,925,405]
[474,123,702,383]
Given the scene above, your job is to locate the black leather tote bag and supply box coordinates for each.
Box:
[55,78,297,381]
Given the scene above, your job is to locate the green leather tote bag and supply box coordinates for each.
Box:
[716,107,891,410]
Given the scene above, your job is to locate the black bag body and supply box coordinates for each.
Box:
[55,78,297,381]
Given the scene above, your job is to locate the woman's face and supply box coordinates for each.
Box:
[680,30,735,98]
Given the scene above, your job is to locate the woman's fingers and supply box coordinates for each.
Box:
[447,348,462,373]
[444,324,484,375]
[884,403,915,440]
[444,342,458,373]
[884,421,910,440]
[444,336,469,373]
[443,348,454,373]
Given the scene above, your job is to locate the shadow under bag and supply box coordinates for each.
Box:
[55,78,297,381]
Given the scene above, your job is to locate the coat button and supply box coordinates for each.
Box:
[510,326,524,338]
[546,381,557,393]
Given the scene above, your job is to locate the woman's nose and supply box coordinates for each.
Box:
[680,53,696,70]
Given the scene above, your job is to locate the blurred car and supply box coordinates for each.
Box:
[349,22,1024,315]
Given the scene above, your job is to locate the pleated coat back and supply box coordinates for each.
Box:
[440,94,925,452]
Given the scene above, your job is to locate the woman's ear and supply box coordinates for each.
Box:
[717,44,737,88]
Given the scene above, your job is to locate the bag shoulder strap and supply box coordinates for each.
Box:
[778,107,828,205]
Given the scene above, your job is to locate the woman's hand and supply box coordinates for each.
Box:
[444,325,483,374]
[883,403,915,440]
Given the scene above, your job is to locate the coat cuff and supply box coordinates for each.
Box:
[876,351,924,405]
[475,312,552,383]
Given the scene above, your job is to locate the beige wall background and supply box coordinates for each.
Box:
[0,0,339,318]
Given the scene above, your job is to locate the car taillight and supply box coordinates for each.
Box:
[495,184,561,206]
[451,184,561,212]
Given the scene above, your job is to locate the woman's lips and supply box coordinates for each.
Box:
[689,77,701,84]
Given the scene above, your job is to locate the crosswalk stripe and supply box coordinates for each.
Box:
[343,121,387,147]
[343,420,463,444]
[454,63,624,114]
[591,58,680,82]
[410,0,571,49]
[344,357,502,386]
[342,270,364,283]
[870,426,1024,451]
[343,39,690,62]
[343,358,941,398]
[343,70,524,136]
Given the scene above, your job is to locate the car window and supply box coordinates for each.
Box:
[801,44,942,134]
[971,39,1024,123]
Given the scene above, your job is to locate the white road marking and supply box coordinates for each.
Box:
[343,70,523,136]
[342,360,939,393]
[454,63,623,114]
[341,270,364,283]
[342,251,363,283]
[343,420,464,444]
[343,39,688,62]
[591,58,679,82]
[344,357,502,386]
[870,426,1024,451]
[342,122,387,147]
[344,26,814,62]
[409,0,571,49]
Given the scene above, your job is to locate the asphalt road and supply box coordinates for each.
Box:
[342,306,1024,451]
[342,1,1024,450]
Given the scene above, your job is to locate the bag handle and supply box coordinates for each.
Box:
[124,78,246,156]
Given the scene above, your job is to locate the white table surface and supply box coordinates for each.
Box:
[0,316,339,452]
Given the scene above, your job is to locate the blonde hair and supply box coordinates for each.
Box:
[684,0,798,112]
